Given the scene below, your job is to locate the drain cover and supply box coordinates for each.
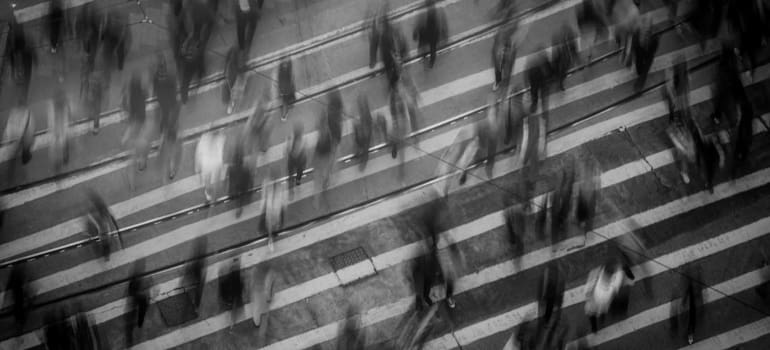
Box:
[329,247,377,285]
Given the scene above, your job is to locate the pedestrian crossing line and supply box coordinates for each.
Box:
[679,316,770,350]
[132,167,770,350]
[0,33,723,269]
[0,0,669,213]
[0,0,574,167]
[445,220,770,350]
[3,55,768,349]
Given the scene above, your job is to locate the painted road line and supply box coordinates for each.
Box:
[680,317,770,350]
[0,33,713,267]
[134,169,770,350]
[1,0,568,162]
[1,41,737,299]
[444,221,770,350]
[7,73,770,349]
[2,54,766,349]
[571,267,770,349]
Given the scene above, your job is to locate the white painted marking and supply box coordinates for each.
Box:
[0,36,721,265]
[133,167,770,350]
[5,51,770,349]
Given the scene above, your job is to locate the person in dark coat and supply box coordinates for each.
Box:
[187,236,207,310]
[369,2,389,69]
[492,23,516,92]
[229,132,253,218]
[126,260,149,346]
[711,45,746,127]
[6,265,31,335]
[86,190,121,261]
[538,261,565,332]
[287,122,307,189]
[44,308,77,350]
[327,89,344,144]
[178,32,206,105]
[732,98,754,178]
[631,16,659,91]
[154,55,182,179]
[577,0,610,61]
[8,24,37,106]
[550,25,578,92]
[74,311,98,350]
[726,0,763,76]
[413,0,447,68]
[48,0,65,53]
[354,95,373,170]
[234,0,260,51]
[277,57,296,120]
[551,165,575,244]
[223,46,247,114]
[219,258,244,328]
[526,49,552,115]
[671,267,702,345]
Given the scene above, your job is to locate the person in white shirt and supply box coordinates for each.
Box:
[584,259,628,332]
[196,129,227,201]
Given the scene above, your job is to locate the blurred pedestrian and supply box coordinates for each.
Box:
[286,121,307,191]
[327,89,344,145]
[3,104,35,184]
[196,129,227,201]
[577,159,600,239]
[74,310,99,350]
[83,68,106,134]
[354,95,374,170]
[413,0,448,68]
[49,90,71,174]
[249,263,276,342]
[630,16,659,91]
[154,55,182,180]
[583,258,630,332]
[126,260,149,346]
[577,0,610,62]
[368,1,390,69]
[551,25,578,91]
[219,258,244,328]
[688,0,722,50]
[229,132,253,218]
[102,10,131,71]
[245,90,273,155]
[6,264,32,335]
[550,165,575,244]
[610,0,641,65]
[492,22,516,92]
[85,190,121,261]
[670,267,702,345]
[121,74,148,148]
[261,175,288,251]
[337,306,366,350]
[539,261,565,327]
[234,0,260,51]
[711,45,746,127]
[186,236,207,310]
[732,98,754,179]
[8,23,37,105]
[314,113,337,208]
[223,47,248,114]
[277,57,296,121]
[526,48,551,115]
[76,4,100,70]
[458,94,499,183]
[727,0,763,76]
[48,0,65,53]
[178,31,207,104]
[44,308,77,350]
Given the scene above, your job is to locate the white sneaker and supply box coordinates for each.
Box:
[492,82,499,91]
[681,172,690,184]
[226,104,234,115]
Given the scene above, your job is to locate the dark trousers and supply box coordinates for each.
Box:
[235,10,257,51]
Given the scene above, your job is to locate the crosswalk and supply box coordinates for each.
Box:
[2,0,770,349]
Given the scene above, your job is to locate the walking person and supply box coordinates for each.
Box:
[670,267,702,345]
[630,16,659,91]
[154,55,182,180]
[85,189,121,261]
[526,49,552,115]
[223,46,248,114]
[550,25,578,91]
[126,260,149,347]
[314,113,337,209]
[277,57,296,120]
[234,0,260,51]
[229,132,253,218]
[102,10,131,71]
[3,103,35,184]
[539,261,565,327]
[196,129,227,202]
[577,159,600,241]
[250,264,276,346]
[48,0,65,53]
[354,95,374,171]
[48,90,71,174]
[261,174,288,251]
[368,0,390,69]
[584,258,630,332]
[83,68,106,134]
[492,22,516,92]
[6,264,32,335]
[8,24,37,106]
[219,258,244,329]
[286,121,307,192]
[186,236,207,310]
[121,74,148,148]
[413,0,447,68]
